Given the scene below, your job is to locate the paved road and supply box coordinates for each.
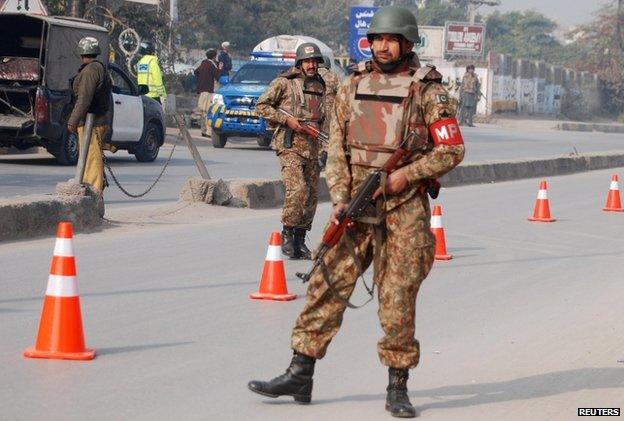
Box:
[1,125,623,207]
[1,168,623,420]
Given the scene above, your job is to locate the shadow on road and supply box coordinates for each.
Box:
[313,367,624,413]
[97,341,193,356]
[0,280,259,304]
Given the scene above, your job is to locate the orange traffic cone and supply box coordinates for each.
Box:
[603,174,624,212]
[431,205,452,260]
[250,232,297,301]
[528,180,556,222]
[24,222,95,360]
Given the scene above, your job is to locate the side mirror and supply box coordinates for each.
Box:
[138,84,149,95]
[218,75,229,85]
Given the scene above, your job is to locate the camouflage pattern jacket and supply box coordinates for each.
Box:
[326,58,465,214]
[256,67,333,159]
[318,67,341,135]
[461,72,480,94]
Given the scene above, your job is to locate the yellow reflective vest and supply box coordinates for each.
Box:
[136,54,166,99]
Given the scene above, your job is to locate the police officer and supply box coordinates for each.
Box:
[67,37,112,207]
[255,42,332,260]
[459,64,480,127]
[136,40,166,105]
[248,7,465,418]
[317,55,340,171]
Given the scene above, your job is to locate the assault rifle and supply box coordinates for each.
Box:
[295,138,409,287]
[278,108,329,144]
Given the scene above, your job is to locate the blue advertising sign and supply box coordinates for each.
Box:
[349,6,379,63]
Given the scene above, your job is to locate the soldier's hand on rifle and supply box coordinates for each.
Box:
[330,203,349,226]
[286,116,304,133]
[373,168,408,199]
[67,123,77,134]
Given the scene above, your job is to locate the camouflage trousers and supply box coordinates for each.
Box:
[279,151,320,230]
[291,196,436,369]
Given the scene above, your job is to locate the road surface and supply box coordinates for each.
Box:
[1,168,623,420]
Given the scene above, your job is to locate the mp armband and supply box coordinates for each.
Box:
[429,118,464,147]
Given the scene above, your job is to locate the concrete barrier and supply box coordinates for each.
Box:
[221,151,624,209]
[4,151,624,242]
[0,194,101,242]
[558,122,624,133]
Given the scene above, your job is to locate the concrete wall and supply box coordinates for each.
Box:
[485,52,600,117]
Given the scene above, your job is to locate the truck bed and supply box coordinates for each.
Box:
[0,114,31,130]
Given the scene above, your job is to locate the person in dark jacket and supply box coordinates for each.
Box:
[194,49,220,137]
[217,41,233,78]
[67,36,112,200]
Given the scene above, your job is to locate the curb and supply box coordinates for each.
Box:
[224,151,624,209]
[0,194,101,243]
[558,122,624,133]
[3,152,623,242]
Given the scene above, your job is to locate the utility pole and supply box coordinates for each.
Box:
[618,0,623,51]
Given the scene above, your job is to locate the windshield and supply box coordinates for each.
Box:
[231,63,290,84]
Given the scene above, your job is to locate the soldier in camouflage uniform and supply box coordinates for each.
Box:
[248,7,465,419]
[317,56,341,171]
[256,42,332,259]
[459,64,480,127]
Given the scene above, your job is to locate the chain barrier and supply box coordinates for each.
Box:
[103,133,181,198]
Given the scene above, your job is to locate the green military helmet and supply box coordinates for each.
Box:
[76,37,101,56]
[367,6,420,44]
[295,42,323,66]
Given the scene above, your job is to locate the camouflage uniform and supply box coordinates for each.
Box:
[317,67,340,136]
[290,58,465,369]
[459,72,480,126]
[256,67,332,230]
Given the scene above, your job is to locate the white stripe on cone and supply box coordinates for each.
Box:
[265,245,282,261]
[46,274,79,297]
[430,215,442,229]
[537,189,548,199]
[53,238,74,257]
[610,181,619,190]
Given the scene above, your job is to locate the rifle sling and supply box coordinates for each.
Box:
[317,216,385,310]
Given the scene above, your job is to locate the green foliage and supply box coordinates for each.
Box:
[42,0,67,15]
[176,0,349,54]
[565,5,624,115]
[484,10,562,60]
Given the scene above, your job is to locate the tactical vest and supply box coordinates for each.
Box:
[346,69,429,168]
[287,76,325,124]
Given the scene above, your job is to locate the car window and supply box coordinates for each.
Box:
[109,68,134,95]
[230,64,290,84]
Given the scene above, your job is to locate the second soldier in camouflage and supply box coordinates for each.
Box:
[255,42,334,259]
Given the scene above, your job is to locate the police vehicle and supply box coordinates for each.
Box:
[207,35,344,149]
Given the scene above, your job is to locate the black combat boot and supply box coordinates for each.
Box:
[293,227,312,260]
[281,226,295,258]
[386,368,417,418]
[248,351,315,404]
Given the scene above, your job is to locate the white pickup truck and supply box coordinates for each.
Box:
[0,14,165,165]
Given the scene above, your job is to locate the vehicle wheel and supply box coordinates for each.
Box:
[257,135,272,148]
[212,131,227,148]
[134,122,161,162]
[54,128,79,166]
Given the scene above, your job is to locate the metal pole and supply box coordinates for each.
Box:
[74,113,95,184]
[173,113,211,180]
